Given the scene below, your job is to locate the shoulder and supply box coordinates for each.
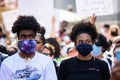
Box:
[35,51,53,64]
[1,53,18,69]
[36,51,52,60]
[2,53,17,63]
[60,57,76,65]
[95,58,109,67]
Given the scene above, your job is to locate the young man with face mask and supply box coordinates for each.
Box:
[91,33,112,72]
[58,22,110,80]
[0,16,57,80]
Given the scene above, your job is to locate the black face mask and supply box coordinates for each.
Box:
[76,43,93,57]
[111,32,118,36]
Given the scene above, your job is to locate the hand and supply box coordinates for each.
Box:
[111,61,120,80]
[52,16,56,25]
[89,14,97,25]
[26,74,41,80]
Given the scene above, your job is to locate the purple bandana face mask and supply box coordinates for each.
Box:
[18,40,36,54]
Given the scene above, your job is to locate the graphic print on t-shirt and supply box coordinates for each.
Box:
[14,65,41,79]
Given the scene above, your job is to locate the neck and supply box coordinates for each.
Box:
[19,52,35,59]
[96,54,104,59]
[77,54,92,60]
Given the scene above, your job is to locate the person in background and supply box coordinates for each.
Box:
[66,4,73,12]
[111,61,120,80]
[108,36,120,62]
[46,38,62,66]
[113,36,120,46]
[42,42,58,72]
[113,44,120,63]
[41,38,61,72]
[109,24,119,43]
[63,47,78,59]
[0,27,6,47]
[0,45,8,66]
[7,45,18,56]
[91,33,112,72]
[61,35,74,57]
[35,26,46,53]
[100,24,110,41]
[45,38,61,59]
[58,21,110,80]
[59,20,68,40]
[0,16,57,80]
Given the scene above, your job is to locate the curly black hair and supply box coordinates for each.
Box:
[95,34,110,52]
[12,16,41,38]
[70,22,98,43]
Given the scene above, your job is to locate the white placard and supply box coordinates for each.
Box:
[76,0,114,17]
[2,10,18,38]
[18,0,54,38]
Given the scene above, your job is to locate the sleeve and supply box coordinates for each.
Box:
[44,58,57,80]
[101,61,110,80]
[0,63,13,80]
[57,60,68,80]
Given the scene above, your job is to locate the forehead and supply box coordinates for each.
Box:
[76,33,91,41]
[35,35,41,40]
[19,30,35,35]
[111,28,117,31]
[42,47,51,53]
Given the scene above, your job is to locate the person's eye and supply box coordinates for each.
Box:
[20,35,26,39]
[77,40,83,44]
[86,40,91,43]
[29,35,35,39]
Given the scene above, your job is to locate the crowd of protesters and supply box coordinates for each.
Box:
[0,14,119,80]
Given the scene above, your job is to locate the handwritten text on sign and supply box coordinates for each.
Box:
[76,0,114,17]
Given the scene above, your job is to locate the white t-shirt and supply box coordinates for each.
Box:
[0,51,57,80]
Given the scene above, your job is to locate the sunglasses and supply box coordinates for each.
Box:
[43,43,55,53]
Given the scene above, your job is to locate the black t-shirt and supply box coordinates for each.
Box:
[58,57,110,80]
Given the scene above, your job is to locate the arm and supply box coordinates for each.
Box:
[111,61,120,80]
[101,61,110,80]
[89,14,97,28]
[44,58,57,80]
[89,14,98,33]
[50,16,56,38]
[57,60,68,80]
[0,63,13,80]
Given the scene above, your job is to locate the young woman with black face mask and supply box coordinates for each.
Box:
[58,21,110,80]
[109,25,119,42]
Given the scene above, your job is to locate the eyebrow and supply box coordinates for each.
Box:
[20,34,35,38]
[79,39,91,41]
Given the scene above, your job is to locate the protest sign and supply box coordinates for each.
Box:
[76,0,114,17]
[18,0,54,38]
